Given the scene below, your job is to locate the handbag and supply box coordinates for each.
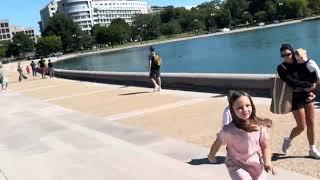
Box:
[270,66,292,114]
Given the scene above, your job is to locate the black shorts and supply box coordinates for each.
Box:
[150,69,160,78]
[292,91,315,111]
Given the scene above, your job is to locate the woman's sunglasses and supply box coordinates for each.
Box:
[281,53,292,58]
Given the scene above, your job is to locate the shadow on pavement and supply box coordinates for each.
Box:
[187,156,225,165]
[271,153,311,161]
[118,91,151,96]
[211,94,226,98]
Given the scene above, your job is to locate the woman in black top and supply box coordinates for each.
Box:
[277,44,320,159]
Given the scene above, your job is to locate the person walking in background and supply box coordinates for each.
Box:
[30,60,37,77]
[148,46,162,92]
[277,44,320,159]
[26,65,30,74]
[38,58,46,79]
[0,62,8,92]
[48,60,54,78]
[208,91,275,179]
[17,62,27,82]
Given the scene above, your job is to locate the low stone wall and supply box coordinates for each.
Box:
[55,69,276,97]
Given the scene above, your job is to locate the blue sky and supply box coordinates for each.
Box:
[0,0,210,35]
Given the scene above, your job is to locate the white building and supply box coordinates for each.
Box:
[0,20,36,43]
[40,0,148,32]
[10,26,36,43]
[0,20,11,42]
[39,0,61,33]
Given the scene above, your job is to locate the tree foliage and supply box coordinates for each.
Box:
[6,32,34,57]
[43,13,81,52]
[36,35,62,57]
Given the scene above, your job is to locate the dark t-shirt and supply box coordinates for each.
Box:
[149,52,160,70]
[48,62,53,68]
[38,60,45,68]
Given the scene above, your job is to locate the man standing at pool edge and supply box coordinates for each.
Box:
[148,46,161,92]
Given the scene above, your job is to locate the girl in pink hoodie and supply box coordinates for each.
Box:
[208,91,275,180]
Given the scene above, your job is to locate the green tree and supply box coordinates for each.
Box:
[5,42,19,57]
[286,0,309,18]
[79,32,94,50]
[224,0,249,24]
[93,26,109,46]
[308,0,320,14]
[187,19,206,33]
[107,18,130,46]
[6,32,34,57]
[132,14,153,40]
[215,10,232,28]
[254,11,268,22]
[0,43,8,58]
[265,0,277,21]
[36,35,62,57]
[43,13,81,52]
[145,15,161,39]
[161,20,182,36]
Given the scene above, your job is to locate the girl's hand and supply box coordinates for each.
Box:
[207,155,217,164]
[305,83,317,92]
[306,92,316,102]
[264,162,276,175]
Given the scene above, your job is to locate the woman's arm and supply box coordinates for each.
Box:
[277,65,311,88]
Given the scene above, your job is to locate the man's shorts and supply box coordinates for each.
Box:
[150,69,160,78]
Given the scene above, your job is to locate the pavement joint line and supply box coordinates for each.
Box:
[40,136,77,152]
[104,98,209,121]
[43,88,115,102]
[17,84,67,93]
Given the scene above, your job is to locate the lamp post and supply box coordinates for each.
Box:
[142,24,148,43]
[278,2,284,20]
[193,19,199,35]
[210,13,216,33]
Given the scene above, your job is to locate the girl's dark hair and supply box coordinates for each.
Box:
[228,91,272,132]
[280,43,297,64]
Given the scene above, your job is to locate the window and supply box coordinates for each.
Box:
[7,34,10,38]
[0,24,4,28]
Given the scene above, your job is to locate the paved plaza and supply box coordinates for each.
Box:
[0,62,318,179]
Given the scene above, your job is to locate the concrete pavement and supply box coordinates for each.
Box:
[0,62,318,179]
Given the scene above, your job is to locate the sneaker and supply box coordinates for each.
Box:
[153,85,159,92]
[282,137,291,154]
[309,148,320,159]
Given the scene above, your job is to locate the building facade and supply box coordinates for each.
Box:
[40,0,148,32]
[11,26,36,43]
[0,20,11,42]
[0,20,36,43]
[39,0,61,33]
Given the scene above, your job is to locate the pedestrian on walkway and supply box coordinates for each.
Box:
[38,58,46,79]
[26,65,30,74]
[277,44,320,159]
[48,59,54,78]
[17,62,27,82]
[0,62,8,92]
[30,60,37,77]
[208,91,275,180]
[148,46,162,92]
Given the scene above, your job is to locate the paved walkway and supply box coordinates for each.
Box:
[0,62,318,179]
